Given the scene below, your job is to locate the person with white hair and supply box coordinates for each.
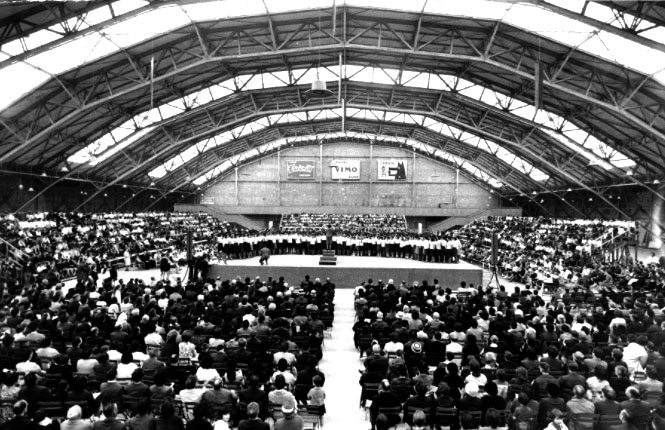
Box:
[60,405,91,430]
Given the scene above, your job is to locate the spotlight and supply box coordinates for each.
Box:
[588,197,593,201]
[28,187,34,192]
[122,184,127,188]
[567,188,572,192]
[60,166,69,172]
[150,182,155,186]
[18,184,23,190]
[532,191,537,195]
[41,172,46,177]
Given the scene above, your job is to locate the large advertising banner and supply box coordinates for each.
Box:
[200,196,214,205]
[286,160,315,180]
[331,159,360,180]
[377,160,407,181]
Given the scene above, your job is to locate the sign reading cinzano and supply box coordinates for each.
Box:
[331,159,360,180]
[286,160,315,180]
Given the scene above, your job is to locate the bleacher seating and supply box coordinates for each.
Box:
[280,212,407,233]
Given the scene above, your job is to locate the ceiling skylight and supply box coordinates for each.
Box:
[67,64,634,175]
[2,0,664,115]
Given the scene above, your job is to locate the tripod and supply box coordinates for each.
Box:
[487,264,500,291]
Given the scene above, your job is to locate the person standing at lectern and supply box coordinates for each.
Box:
[259,247,271,265]
[325,225,333,251]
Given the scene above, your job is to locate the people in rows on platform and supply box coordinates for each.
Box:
[0,265,335,428]
[217,231,463,263]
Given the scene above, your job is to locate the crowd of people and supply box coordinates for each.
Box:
[352,215,665,430]
[280,213,407,234]
[2,209,665,430]
[0,260,336,430]
[216,231,463,262]
[0,212,242,288]
[455,218,646,292]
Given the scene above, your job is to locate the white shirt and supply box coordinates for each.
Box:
[622,342,647,375]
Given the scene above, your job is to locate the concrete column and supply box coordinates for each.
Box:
[649,184,665,248]
[369,143,373,207]
[234,167,239,206]
[277,151,281,206]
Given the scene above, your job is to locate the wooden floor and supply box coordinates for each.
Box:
[219,254,478,269]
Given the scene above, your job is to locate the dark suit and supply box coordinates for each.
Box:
[237,387,269,420]
[237,419,269,430]
[369,392,401,430]
[595,400,622,416]
[620,399,651,418]
[18,384,53,416]
[364,354,389,375]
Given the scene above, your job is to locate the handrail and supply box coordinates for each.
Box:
[600,229,634,248]
[0,236,28,265]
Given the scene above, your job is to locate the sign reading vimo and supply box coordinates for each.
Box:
[331,159,360,180]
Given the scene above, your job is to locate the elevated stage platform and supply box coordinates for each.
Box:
[207,255,482,289]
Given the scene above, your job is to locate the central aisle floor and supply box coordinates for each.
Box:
[316,288,368,428]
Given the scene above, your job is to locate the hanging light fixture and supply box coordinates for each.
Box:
[305,8,332,99]
[305,79,333,98]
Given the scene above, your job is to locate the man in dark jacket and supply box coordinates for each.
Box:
[369,380,401,430]
[238,376,269,421]
[17,373,52,417]
[3,400,38,430]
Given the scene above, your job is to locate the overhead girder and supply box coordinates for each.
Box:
[93,80,665,207]
[587,1,665,33]
[1,5,665,182]
[71,114,550,212]
[0,2,114,47]
[152,118,545,191]
[69,81,615,189]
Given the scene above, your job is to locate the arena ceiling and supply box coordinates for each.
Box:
[1,0,665,216]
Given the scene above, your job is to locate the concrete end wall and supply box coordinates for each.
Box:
[203,142,502,212]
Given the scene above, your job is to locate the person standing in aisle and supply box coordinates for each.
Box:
[259,246,271,265]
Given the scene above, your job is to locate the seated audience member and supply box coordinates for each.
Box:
[126,369,151,398]
[369,380,401,430]
[155,401,184,430]
[60,405,91,430]
[237,401,269,430]
[93,403,124,430]
[178,375,204,404]
[126,399,155,430]
[268,375,294,407]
